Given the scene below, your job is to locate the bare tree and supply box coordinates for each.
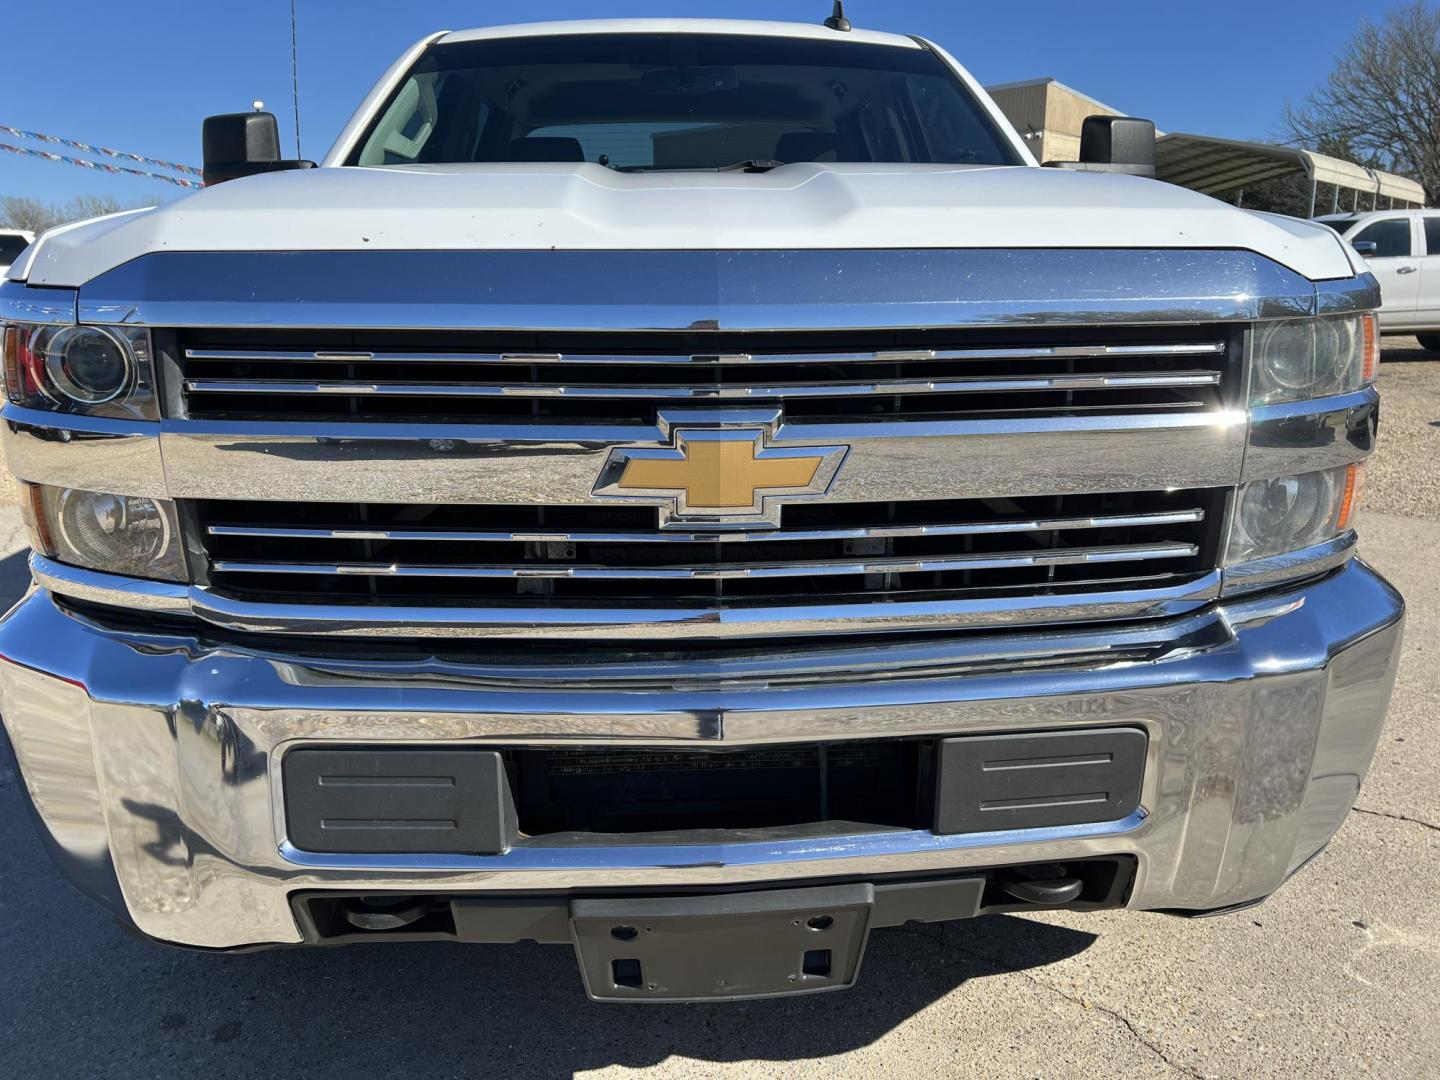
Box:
[1287,1,1440,202]
[0,193,154,234]
[0,196,61,233]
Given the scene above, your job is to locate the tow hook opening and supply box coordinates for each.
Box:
[335,895,455,937]
[997,863,1086,906]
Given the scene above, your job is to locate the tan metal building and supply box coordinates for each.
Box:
[985,78,1120,165]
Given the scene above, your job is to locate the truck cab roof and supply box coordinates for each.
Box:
[1315,208,1438,233]
[435,18,922,50]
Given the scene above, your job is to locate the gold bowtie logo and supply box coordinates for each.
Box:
[593,427,848,527]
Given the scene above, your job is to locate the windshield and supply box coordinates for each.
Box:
[0,235,28,263]
[350,33,1023,170]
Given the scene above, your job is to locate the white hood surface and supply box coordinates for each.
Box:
[11,162,1358,288]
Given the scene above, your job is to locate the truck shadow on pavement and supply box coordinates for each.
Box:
[0,735,1098,1076]
[0,548,30,610]
[1380,340,1437,364]
[56,910,1100,1074]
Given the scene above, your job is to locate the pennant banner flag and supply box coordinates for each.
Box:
[0,141,204,189]
[0,124,202,177]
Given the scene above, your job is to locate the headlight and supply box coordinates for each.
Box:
[1226,463,1363,564]
[43,326,132,404]
[2,323,156,418]
[21,484,186,582]
[1251,313,1378,406]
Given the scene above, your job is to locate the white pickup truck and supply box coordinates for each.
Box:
[1317,209,1440,350]
[0,229,33,280]
[0,16,1402,1002]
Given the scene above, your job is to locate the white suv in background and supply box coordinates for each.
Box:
[1316,209,1440,351]
[0,229,34,278]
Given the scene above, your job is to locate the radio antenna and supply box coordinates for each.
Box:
[824,1,852,32]
[289,0,303,158]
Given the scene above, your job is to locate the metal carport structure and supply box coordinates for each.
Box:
[1155,132,1425,215]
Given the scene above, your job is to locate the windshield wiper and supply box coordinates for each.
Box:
[714,159,785,172]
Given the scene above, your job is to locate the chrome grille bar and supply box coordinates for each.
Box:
[182,342,1227,366]
[205,508,1206,545]
[179,330,1232,424]
[189,486,1225,636]
[210,542,1199,581]
[184,371,1221,399]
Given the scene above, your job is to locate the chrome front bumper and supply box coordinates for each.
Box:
[0,559,1403,949]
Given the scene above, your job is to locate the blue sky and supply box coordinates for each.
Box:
[2,0,1385,208]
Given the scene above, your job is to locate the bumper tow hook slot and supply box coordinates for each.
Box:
[998,865,1084,906]
[342,896,433,931]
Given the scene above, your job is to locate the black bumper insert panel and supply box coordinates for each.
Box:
[283,748,517,854]
[935,727,1148,834]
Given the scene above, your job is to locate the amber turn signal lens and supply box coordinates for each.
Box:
[17,482,57,558]
[1336,463,1364,531]
[2,325,18,402]
[1360,314,1379,383]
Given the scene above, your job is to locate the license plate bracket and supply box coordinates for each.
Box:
[569,884,874,1002]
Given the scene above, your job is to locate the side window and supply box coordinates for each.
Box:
[1424,217,1440,258]
[1350,218,1413,258]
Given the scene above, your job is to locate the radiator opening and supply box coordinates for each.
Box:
[509,742,929,836]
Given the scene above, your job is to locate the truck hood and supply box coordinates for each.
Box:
[10,162,1359,287]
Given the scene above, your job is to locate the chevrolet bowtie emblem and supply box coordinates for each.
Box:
[592,426,848,528]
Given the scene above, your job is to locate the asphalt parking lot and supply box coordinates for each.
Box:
[1,342,1436,1079]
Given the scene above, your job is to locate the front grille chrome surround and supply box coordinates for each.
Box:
[6,252,1385,640]
[171,320,1237,634]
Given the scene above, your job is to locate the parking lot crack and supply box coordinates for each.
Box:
[1352,805,1440,832]
[892,925,1209,1079]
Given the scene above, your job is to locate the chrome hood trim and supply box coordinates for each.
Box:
[65,249,1371,332]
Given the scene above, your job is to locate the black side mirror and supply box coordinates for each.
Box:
[1350,240,1378,257]
[202,112,315,186]
[1044,115,1156,179]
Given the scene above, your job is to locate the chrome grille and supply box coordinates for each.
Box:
[194,490,1225,609]
[172,326,1237,423]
